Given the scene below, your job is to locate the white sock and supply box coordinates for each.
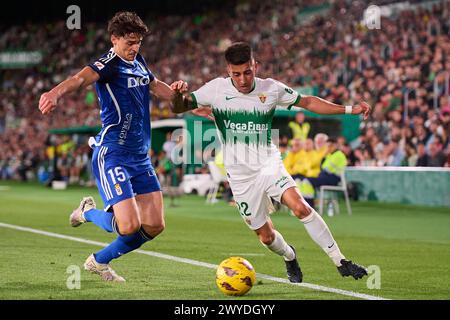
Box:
[261,230,296,261]
[300,209,345,266]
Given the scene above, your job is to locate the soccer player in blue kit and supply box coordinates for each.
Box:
[39,12,187,282]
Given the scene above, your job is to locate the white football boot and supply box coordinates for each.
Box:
[83,254,126,282]
[69,196,96,227]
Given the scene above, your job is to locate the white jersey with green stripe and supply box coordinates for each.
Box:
[191,77,301,180]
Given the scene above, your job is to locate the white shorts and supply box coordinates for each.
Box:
[228,162,297,230]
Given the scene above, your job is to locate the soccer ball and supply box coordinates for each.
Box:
[215,256,256,296]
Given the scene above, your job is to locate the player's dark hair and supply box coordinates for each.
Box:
[225,42,253,65]
[107,11,149,37]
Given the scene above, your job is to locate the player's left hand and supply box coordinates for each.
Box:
[352,101,371,120]
[171,80,188,94]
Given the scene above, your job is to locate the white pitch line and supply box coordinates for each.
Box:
[226,253,266,256]
[0,222,389,300]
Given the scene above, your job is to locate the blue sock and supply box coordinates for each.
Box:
[84,208,117,233]
[94,228,153,264]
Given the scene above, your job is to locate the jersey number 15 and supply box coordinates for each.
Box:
[108,167,126,184]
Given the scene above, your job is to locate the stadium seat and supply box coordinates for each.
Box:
[206,161,227,204]
[318,171,352,216]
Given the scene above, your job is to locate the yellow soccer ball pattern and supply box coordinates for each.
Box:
[216,256,256,296]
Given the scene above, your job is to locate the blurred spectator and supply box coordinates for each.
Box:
[416,140,446,167]
[444,145,450,167]
[416,143,429,166]
[385,137,405,166]
[299,138,348,209]
[426,139,447,167]
[283,138,306,178]
[156,150,172,184]
[403,142,419,167]
[288,111,310,142]
[307,134,328,177]
[162,131,177,157]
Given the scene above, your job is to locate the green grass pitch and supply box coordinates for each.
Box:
[0,181,449,300]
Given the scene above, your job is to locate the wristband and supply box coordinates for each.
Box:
[345,105,353,114]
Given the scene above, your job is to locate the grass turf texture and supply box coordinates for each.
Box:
[0,181,449,300]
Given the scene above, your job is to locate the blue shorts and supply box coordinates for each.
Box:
[92,146,161,210]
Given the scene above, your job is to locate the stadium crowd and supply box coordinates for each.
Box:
[0,0,449,184]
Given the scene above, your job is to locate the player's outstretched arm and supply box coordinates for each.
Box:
[296,95,371,120]
[151,78,195,114]
[38,67,99,115]
[150,78,182,101]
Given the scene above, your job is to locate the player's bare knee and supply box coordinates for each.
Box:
[142,221,165,238]
[118,221,141,235]
[151,222,165,236]
[258,231,275,245]
[291,202,311,219]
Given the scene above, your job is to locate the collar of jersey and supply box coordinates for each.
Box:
[229,78,256,95]
[110,48,136,66]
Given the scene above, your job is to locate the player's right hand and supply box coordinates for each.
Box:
[353,101,371,120]
[39,91,58,115]
[170,80,188,94]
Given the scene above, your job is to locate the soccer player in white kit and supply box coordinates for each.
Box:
[171,42,370,282]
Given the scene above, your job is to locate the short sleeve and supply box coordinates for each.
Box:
[87,55,117,83]
[191,78,220,108]
[273,79,301,110]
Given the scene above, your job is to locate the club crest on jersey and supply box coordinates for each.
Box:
[258,93,267,103]
[115,183,123,196]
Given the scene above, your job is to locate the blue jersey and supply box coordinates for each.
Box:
[88,49,155,154]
